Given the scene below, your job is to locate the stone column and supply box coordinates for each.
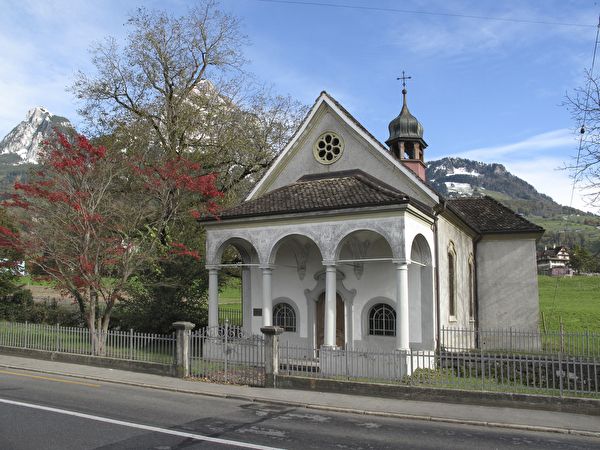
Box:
[324,262,337,347]
[395,260,410,351]
[261,326,284,388]
[260,265,274,327]
[173,321,195,378]
[241,266,251,329]
[207,266,220,329]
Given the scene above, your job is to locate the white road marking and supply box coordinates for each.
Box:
[0,397,287,450]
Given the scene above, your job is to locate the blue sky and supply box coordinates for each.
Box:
[1,0,599,212]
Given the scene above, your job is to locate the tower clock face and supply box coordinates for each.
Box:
[313,131,344,164]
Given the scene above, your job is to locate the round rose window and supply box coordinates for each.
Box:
[313,131,344,164]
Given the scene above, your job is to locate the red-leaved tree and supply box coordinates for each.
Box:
[0,130,222,353]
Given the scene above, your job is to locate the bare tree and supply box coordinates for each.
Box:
[563,69,600,207]
[70,2,307,204]
[65,3,307,331]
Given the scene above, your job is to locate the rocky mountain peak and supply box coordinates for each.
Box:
[0,106,73,164]
[26,106,50,121]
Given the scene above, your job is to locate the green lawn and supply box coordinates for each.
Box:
[219,277,241,312]
[16,276,55,286]
[531,216,598,234]
[538,275,600,332]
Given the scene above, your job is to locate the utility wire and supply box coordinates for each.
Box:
[259,0,597,28]
[570,15,600,209]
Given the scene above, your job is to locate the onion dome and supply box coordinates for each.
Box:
[385,87,428,181]
[387,89,424,143]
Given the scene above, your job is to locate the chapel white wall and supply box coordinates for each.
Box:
[436,216,475,329]
[476,237,540,332]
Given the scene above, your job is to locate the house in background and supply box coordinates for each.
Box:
[199,88,545,353]
[537,246,571,277]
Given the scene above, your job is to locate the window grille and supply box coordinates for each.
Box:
[273,303,296,332]
[369,303,396,336]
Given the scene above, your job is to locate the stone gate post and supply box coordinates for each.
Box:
[261,326,284,388]
[173,321,195,378]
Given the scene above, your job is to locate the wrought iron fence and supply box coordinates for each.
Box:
[218,307,243,326]
[440,326,600,357]
[280,332,600,398]
[280,342,413,383]
[2,319,598,397]
[190,321,264,386]
[280,342,599,398]
[0,321,175,364]
[429,349,599,397]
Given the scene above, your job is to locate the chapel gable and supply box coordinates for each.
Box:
[247,91,438,207]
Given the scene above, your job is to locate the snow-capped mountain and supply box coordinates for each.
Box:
[425,157,581,216]
[0,107,73,163]
[426,157,549,199]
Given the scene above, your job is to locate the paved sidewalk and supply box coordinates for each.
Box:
[0,354,598,438]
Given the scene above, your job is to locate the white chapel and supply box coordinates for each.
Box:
[199,87,544,352]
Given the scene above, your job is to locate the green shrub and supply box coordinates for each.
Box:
[114,294,207,334]
[0,291,83,326]
[9,289,34,307]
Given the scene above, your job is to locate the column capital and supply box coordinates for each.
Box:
[172,321,195,331]
[322,260,337,267]
[392,259,409,267]
[259,264,276,271]
[206,265,221,271]
[260,326,284,336]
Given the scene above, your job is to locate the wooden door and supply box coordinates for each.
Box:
[316,293,345,349]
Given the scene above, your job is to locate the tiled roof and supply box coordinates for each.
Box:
[204,170,416,220]
[204,173,543,236]
[447,196,545,234]
[538,246,569,259]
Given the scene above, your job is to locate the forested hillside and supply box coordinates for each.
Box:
[426,157,600,253]
[426,157,583,217]
[0,158,32,198]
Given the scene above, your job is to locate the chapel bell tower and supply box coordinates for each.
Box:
[386,74,428,181]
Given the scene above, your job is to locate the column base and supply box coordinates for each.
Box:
[320,344,340,350]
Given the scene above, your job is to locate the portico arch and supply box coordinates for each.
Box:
[335,229,397,349]
[337,230,394,279]
[269,234,322,281]
[409,234,435,349]
[269,234,323,339]
[206,238,258,329]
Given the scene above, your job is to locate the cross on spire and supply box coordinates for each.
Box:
[396,71,411,93]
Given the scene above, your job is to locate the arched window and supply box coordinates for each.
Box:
[273,303,296,332]
[469,254,475,321]
[448,242,457,319]
[368,303,396,336]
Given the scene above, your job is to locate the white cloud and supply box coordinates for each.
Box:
[0,0,135,136]
[442,129,598,213]
[387,1,595,61]
[455,129,577,161]
[504,157,597,213]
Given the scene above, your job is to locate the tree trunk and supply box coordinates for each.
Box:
[88,293,97,355]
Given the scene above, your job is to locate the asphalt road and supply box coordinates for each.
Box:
[0,368,597,449]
